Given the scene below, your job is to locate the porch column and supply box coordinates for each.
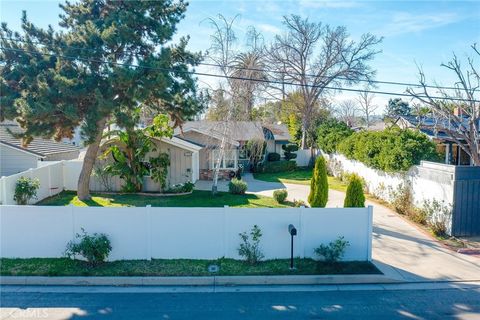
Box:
[445,143,451,165]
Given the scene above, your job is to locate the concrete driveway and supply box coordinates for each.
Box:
[196,173,480,282]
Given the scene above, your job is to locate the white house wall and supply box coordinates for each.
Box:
[0,144,39,177]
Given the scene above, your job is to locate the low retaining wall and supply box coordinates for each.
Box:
[0,206,373,261]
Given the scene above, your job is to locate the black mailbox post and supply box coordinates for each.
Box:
[288,224,297,270]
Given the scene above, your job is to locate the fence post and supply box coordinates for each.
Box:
[146,205,152,260]
[367,205,373,261]
[299,206,305,258]
[223,205,229,258]
[0,177,6,205]
[48,165,52,197]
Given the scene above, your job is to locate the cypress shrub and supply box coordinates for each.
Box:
[308,156,328,207]
[344,174,365,207]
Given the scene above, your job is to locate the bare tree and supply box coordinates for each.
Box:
[356,86,378,129]
[267,15,382,148]
[335,99,359,127]
[407,44,480,166]
[206,15,266,191]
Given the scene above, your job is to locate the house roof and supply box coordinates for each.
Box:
[262,123,291,141]
[156,136,203,152]
[175,121,290,142]
[0,122,80,158]
[394,115,478,140]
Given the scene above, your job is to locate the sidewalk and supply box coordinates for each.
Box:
[238,174,480,282]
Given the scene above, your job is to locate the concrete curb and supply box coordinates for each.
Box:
[0,274,402,286]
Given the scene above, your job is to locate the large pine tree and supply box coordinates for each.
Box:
[0,0,204,199]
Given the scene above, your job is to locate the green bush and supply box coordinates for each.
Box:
[14,176,40,205]
[317,119,354,153]
[308,156,328,207]
[256,160,297,173]
[164,181,194,194]
[337,128,439,172]
[282,144,299,161]
[344,174,365,207]
[238,225,264,265]
[65,228,112,266]
[267,152,281,162]
[293,199,307,207]
[228,178,248,194]
[273,189,288,203]
[314,236,350,262]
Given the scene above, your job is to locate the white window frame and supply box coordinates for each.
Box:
[211,148,238,170]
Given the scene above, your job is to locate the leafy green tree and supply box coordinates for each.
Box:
[282,144,298,160]
[317,119,354,154]
[308,156,328,207]
[103,114,173,192]
[344,175,365,207]
[385,98,412,119]
[0,0,204,199]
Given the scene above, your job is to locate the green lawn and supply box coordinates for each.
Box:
[253,169,348,192]
[0,258,380,277]
[37,190,293,208]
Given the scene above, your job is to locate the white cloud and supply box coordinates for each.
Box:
[298,0,361,9]
[257,23,281,34]
[381,12,461,37]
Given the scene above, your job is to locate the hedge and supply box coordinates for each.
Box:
[337,128,439,172]
[317,119,353,154]
[256,160,297,173]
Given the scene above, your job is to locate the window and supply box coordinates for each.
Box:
[211,149,238,169]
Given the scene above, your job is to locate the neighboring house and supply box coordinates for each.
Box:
[174,121,291,180]
[394,115,477,166]
[0,122,81,176]
[95,135,202,192]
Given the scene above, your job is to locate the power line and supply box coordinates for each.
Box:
[1,46,479,103]
[1,37,461,91]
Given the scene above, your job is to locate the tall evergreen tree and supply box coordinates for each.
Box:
[308,156,328,207]
[0,0,204,199]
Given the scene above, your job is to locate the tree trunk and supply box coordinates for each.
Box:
[77,118,107,200]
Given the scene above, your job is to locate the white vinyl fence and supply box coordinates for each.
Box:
[295,149,319,167]
[0,161,68,205]
[0,205,373,261]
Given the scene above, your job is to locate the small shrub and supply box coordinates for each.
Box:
[65,228,112,266]
[273,189,288,203]
[238,225,264,265]
[422,199,452,236]
[267,152,281,162]
[389,184,413,215]
[229,178,248,194]
[344,174,365,207]
[314,236,350,263]
[164,181,194,194]
[308,156,328,207]
[282,144,299,161]
[256,160,297,173]
[14,177,40,205]
[293,199,307,207]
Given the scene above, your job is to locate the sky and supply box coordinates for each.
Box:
[1,0,479,113]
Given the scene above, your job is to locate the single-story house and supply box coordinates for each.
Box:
[174,121,291,180]
[93,135,202,192]
[0,121,81,177]
[394,115,478,166]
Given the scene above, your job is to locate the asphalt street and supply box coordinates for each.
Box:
[1,285,480,320]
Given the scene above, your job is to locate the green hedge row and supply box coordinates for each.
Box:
[256,160,297,173]
[337,128,440,172]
